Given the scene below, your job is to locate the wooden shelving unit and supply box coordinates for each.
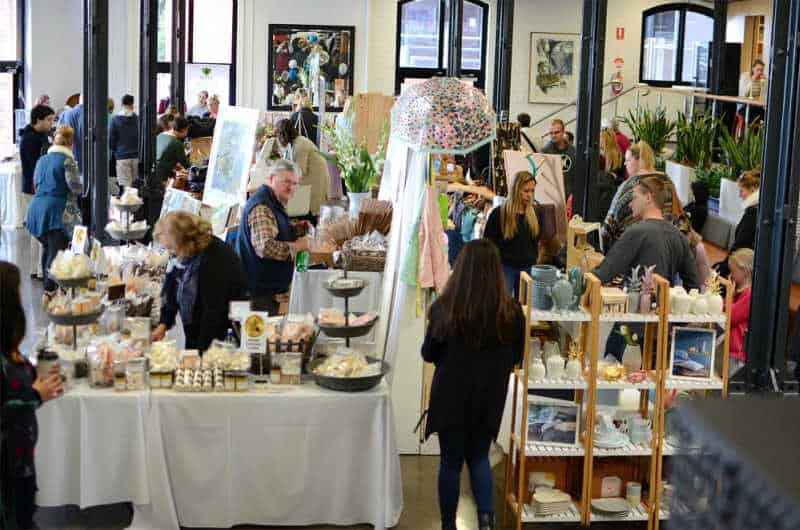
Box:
[503,272,733,529]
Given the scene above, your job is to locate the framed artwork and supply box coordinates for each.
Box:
[267,24,355,111]
[669,327,716,381]
[529,32,580,104]
[203,105,261,209]
[160,188,202,219]
[527,398,580,447]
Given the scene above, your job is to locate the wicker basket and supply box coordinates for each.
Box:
[341,240,386,272]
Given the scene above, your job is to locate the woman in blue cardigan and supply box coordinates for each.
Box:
[25,125,83,297]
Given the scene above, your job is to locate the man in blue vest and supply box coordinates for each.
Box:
[236,159,311,314]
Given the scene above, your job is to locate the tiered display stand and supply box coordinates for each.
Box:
[503,272,732,529]
[47,276,104,351]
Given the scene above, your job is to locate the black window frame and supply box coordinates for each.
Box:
[394,0,489,94]
[2,0,25,144]
[639,2,714,88]
[157,0,237,106]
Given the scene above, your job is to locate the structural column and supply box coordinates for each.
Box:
[170,0,187,112]
[709,0,728,100]
[446,0,464,79]
[745,0,800,392]
[139,0,158,189]
[85,0,109,239]
[492,0,514,118]
[572,0,608,218]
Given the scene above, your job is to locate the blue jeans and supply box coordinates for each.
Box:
[438,430,494,529]
[503,264,526,298]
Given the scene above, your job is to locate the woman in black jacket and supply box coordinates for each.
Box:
[151,212,248,350]
[483,171,542,297]
[716,170,760,277]
[421,239,525,530]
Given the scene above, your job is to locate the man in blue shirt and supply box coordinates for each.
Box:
[58,96,84,173]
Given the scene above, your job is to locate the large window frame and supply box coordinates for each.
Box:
[394,0,489,94]
[639,3,714,88]
[1,0,24,146]
[157,0,237,107]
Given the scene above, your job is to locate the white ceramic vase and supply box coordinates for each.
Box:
[546,355,565,379]
[705,292,724,314]
[529,357,546,380]
[348,191,371,218]
[565,357,582,379]
[690,289,708,314]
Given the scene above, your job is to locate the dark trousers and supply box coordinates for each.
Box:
[251,290,285,316]
[40,230,69,293]
[437,430,494,529]
[503,264,526,299]
[2,475,37,529]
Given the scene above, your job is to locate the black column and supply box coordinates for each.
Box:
[139,0,158,190]
[446,0,463,78]
[492,0,514,117]
[572,0,607,218]
[85,0,109,239]
[709,0,728,97]
[745,0,800,392]
[170,0,187,112]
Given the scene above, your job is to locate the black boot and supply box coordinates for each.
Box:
[478,512,495,530]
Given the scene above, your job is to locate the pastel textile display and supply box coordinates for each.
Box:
[390,77,496,155]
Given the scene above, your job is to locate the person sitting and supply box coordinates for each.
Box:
[483,171,542,297]
[290,94,320,146]
[25,126,83,298]
[151,212,248,351]
[1,261,64,530]
[255,119,329,216]
[204,94,220,120]
[599,127,625,183]
[541,119,576,199]
[237,159,312,315]
[726,248,753,378]
[684,180,709,234]
[187,90,209,117]
[715,170,760,277]
[421,239,525,530]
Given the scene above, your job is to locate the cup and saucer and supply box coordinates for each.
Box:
[594,413,628,448]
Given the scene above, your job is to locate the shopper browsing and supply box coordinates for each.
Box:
[290,94,320,146]
[109,94,139,193]
[236,159,312,315]
[1,261,64,530]
[483,171,542,297]
[187,90,209,117]
[150,116,191,229]
[541,119,576,199]
[421,239,525,530]
[593,175,700,290]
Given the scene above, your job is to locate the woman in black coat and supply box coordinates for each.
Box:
[716,170,760,277]
[421,239,525,530]
[151,212,248,351]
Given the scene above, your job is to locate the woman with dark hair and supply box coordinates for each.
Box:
[421,239,525,530]
[1,261,63,529]
[253,118,329,215]
[684,180,709,234]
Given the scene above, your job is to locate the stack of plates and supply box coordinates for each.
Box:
[531,488,572,515]
[591,497,631,516]
[594,429,629,448]
[531,265,558,310]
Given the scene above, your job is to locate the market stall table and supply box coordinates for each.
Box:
[0,159,24,228]
[36,381,403,530]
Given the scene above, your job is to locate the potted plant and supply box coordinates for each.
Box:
[201,66,212,80]
[321,122,388,218]
[666,112,717,204]
[694,164,735,213]
[621,106,675,155]
[718,123,764,223]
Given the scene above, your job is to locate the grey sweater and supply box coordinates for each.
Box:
[592,219,700,289]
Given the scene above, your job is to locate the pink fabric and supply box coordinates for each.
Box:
[728,286,751,362]
[694,242,710,288]
[418,187,450,293]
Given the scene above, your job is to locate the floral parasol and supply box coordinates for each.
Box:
[390,77,496,155]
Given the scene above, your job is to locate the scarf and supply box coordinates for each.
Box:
[742,190,760,209]
[172,254,202,327]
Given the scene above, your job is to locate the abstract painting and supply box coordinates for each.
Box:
[529,33,580,104]
[268,24,355,111]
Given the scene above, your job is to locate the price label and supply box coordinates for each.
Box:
[242,312,269,353]
[71,225,88,254]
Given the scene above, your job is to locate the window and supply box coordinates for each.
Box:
[640,4,713,87]
[0,0,22,151]
[157,0,237,109]
[395,0,488,94]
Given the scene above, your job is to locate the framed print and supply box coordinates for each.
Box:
[527,398,580,447]
[160,188,203,220]
[203,105,260,209]
[268,24,355,111]
[669,327,716,381]
[529,32,580,104]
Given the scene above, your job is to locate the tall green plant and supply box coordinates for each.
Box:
[621,107,675,154]
[320,122,388,193]
[719,123,764,174]
[673,112,719,168]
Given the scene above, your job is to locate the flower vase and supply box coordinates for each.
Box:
[627,289,641,314]
[639,293,652,314]
[622,344,642,373]
[348,192,371,218]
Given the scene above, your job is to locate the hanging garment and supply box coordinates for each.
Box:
[418,186,450,293]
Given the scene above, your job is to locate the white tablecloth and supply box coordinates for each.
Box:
[37,382,403,530]
[0,159,24,228]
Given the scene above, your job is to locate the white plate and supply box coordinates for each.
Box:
[591,497,631,514]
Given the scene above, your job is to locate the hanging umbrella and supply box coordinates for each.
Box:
[390,77,496,155]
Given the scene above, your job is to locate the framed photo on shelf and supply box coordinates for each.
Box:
[669,327,716,381]
[527,398,580,447]
[528,32,580,104]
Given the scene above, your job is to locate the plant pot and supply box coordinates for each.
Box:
[347,192,371,218]
[665,160,695,205]
[719,179,745,225]
[708,197,720,214]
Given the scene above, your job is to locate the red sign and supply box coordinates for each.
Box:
[614,57,624,69]
[616,27,625,40]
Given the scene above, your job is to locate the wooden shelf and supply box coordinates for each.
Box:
[593,439,654,457]
[595,371,658,390]
[526,442,586,457]
[521,305,592,323]
[522,501,583,523]
[599,312,660,323]
[528,376,588,390]
[665,376,724,391]
[591,502,650,522]
[668,313,726,325]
